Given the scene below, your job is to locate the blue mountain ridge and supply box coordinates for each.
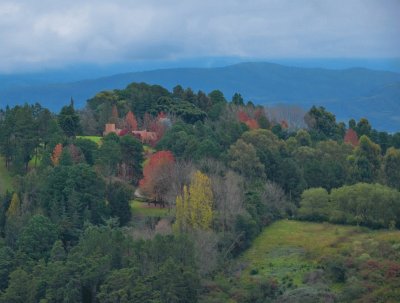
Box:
[1,62,399,131]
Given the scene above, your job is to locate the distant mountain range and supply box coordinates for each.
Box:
[1,62,399,131]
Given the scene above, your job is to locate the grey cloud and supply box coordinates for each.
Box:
[0,0,399,72]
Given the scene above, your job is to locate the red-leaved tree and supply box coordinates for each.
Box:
[344,128,359,147]
[237,109,259,129]
[139,151,175,207]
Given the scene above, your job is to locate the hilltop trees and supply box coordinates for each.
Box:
[58,100,81,137]
[305,106,339,140]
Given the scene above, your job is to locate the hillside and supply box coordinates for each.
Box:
[203,220,400,303]
[1,62,399,131]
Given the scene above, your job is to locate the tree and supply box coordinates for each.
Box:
[231,93,244,106]
[75,138,98,165]
[228,139,265,180]
[51,143,63,166]
[174,171,213,232]
[298,188,330,221]
[125,110,138,131]
[240,129,283,181]
[212,171,245,232]
[107,182,132,226]
[355,118,371,137]
[110,104,119,124]
[0,247,14,291]
[119,135,143,184]
[305,106,338,140]
[383,147,400,189]
[96,135,121,181]
[330,183,400,228]
[58,100,81,137]
[40,164,107,243]
[0,268,35,302]
[6,193,20,219]
[17,215,58,261]
[344,128,359,147]
[350,135,381,183]
[295,129,311,147]
[139,151,175,206]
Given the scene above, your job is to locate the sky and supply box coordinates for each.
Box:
[0,0,399,73]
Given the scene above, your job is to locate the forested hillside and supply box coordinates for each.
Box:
[0,82,399,302]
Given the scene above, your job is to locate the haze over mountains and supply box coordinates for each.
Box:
[1,62,399,131]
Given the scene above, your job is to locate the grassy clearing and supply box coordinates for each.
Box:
[239,220,400,288]
[130,200,170,218]
[77,136,102,145]
[0,157,13,194]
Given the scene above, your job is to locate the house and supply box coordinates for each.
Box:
[132,130,157,144]
[103,123,122,136]
[103,123,157,144]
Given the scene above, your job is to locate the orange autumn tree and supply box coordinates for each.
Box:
[125,110,138,131]
[51,144,63,166]
[237,109,259,129]
[139,151,175,207]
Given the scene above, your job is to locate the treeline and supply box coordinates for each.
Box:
[299,183,400,229]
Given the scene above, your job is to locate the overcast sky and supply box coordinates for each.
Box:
[0,0,399,72]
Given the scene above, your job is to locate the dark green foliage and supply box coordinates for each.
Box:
[0,104,59,173]
[40,164,107,244]
[234,213,259,254]
[348,135,381,183]
[75,138,98,165]
[119,135,144,184]
[0,268,34,303]
[158,121,224,160]
[355,118,372,137]
[17,215,58,261]
[107,182,132,226]
[58,101,81,137]
[96,134,121,179]
[231,93,244,106]
[383,147,400,189]
[305,106,339,140]
[0,247,14,291]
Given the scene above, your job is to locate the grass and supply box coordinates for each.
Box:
[76,136,102,145]
[0,157,13,194]
[130,200,170,217]
[239,220,400,287]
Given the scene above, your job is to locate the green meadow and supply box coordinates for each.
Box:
[76,135,102,145]
[130,200,170,218]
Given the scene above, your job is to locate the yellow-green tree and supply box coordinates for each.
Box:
[6,193,21,219]
[174,171,213,232]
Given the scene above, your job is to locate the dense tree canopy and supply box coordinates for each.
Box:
[1,81,400,303]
